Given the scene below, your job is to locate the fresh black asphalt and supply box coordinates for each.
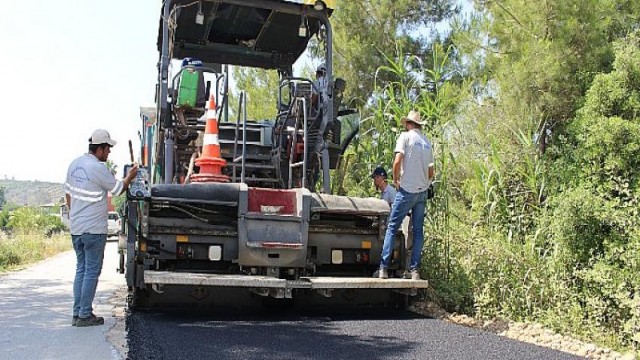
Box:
[125,308,584,360]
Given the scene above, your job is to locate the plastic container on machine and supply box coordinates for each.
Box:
[177,70,201,107]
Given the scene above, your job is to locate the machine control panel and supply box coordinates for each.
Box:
[125,165,150,198]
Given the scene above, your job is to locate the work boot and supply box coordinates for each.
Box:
[72,316,78,326]
[411,269,421,281]
[378,268,388,279]
[76,314,105,327]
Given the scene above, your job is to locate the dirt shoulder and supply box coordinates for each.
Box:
[410,301,637,360]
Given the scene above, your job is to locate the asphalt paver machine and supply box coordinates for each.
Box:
[121,0,428,308]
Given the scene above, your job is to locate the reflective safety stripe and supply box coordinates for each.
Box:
[65,183,102,196]
[68,192,104,203]
[65,182,105,203]
[206,109,216,119]
[203,134,219,145]
[110,180,124,195]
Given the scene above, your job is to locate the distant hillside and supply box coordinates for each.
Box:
[0,179,65,206]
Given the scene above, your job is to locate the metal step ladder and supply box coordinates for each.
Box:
[288,97,310,189]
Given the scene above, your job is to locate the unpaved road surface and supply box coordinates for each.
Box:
[0,242,583,360]
[0,241,124,360]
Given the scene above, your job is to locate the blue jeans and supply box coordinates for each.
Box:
[380,188,427,271]
[72,234,107,318]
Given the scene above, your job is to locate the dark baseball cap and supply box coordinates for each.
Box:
[370,167,388,178]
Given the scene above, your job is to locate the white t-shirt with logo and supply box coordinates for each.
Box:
[64,153,124,235]
[394,129,434,193]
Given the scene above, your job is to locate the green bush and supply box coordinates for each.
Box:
[0,232,21,268]
[546,187,620,270]
[6,207,67,236]
[0,209,9,228]
[0,230,71,271]
[422,225,474,314]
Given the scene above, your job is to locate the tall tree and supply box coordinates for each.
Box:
[0,186,5,210]
[228,1,459,119]
[460,0,640,153]
[327,0,459,107]
[229,67,281,121]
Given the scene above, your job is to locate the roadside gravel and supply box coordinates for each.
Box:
[410,301,638,360]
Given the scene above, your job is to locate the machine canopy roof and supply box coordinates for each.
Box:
[159,0,334,69]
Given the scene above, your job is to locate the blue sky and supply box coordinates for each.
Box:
[0,0,158,182]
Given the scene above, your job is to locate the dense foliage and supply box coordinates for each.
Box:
[0,186,5,209]
[326,0,459,107]
[4,207,66,235]
[333,0,640,354]
[220,0,640,353]
[0,207,70,270]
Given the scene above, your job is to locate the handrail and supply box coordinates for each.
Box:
[232,92,244,182]
[241,91,248,184]
[288,97,309,189]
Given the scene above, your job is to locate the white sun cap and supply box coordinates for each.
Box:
[89,129,117,146]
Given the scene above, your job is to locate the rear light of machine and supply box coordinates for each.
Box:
[208,245,222,261]
[331,249,370,264]
[176,244,193,259]
[355,250,369,264]
[331,250,343,264]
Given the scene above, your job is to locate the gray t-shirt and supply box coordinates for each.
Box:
[394,129,434,193]
[64,153,124,235]
[381,184,397,205]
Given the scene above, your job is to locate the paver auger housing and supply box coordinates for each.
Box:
[121,0,428,307]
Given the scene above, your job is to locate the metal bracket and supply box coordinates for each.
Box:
[393,288,418,296]
[250,288,269,297]
[316,288,333,298]
[152,283,165,294]
[249,287,292,298]
[191,286,210,300]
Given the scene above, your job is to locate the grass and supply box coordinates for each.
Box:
[0,230,72,272]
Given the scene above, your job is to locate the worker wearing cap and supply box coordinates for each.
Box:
[64,129,138,327]
[378,110,435,281]
[371,166,397,206]
[312,63,327,110]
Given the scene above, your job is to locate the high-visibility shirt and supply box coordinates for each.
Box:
[64,153,124,235]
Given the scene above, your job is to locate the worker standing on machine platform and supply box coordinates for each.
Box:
[312,63,327,110]
[378,111,434,281]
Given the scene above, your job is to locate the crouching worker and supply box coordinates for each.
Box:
[371,166,396,206]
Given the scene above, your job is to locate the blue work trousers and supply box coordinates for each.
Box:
[380,188,427,271]
[72,233,107,318]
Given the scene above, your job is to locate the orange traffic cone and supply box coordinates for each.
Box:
[191,96,230,183]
